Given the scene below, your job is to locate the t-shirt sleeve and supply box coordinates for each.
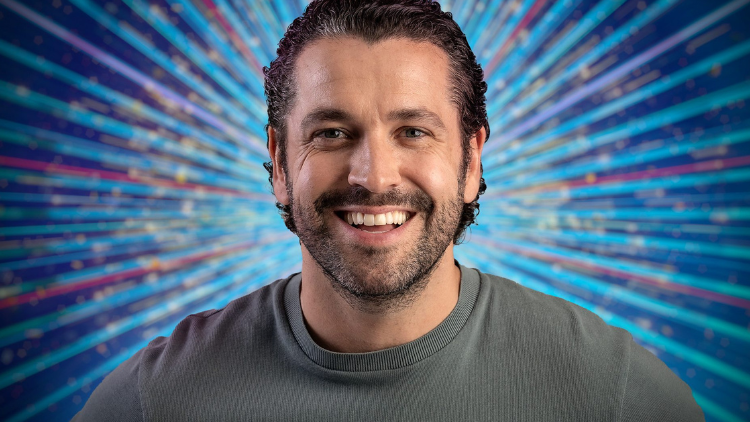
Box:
[620,340,705,422]
[70,349,144,422]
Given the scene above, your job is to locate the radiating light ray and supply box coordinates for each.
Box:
[505,169,750,201]
[0,233,296,310]
[470,0,514,53]
[515,156,750,198]
[0,193,258,210]
[470,213,750,236]
[234,0,283,58]
[0,245,299,390]
[472,234,750,303]
[0,226,274,271]
[0,218,248,236]
[482,206,750,224]
[0,39,261,164]
[0,245,273,348]
[5,261,301,422]
[483,0,548,74]
[0,169,271,200]
[492,126,750,192]
[65,0,267,130]
[199,0,266,74]
[1,1,748,421]
[490,0,750,150]
[485,80,750,180]
[469,239,750,341]
[0,123,262,190]
[486,40,750,170]
[0,0,267,153]
[485,0,627,119]
[487,224,750,260]
[487,0,582,84]
[463,243,750,385]
[0,83,264,180]
[475,222,750,274]
[0,155,265,197]
[490,0,684,131]
[162,0,264,85]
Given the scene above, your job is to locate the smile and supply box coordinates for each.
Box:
[335,210,413,234]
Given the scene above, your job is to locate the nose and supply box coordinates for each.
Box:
[347,135,401,193]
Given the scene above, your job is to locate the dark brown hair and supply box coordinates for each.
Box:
[263,0,489,244]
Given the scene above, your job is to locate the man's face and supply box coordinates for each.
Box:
[270,37,482,308]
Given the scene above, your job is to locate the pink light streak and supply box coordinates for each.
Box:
[199,0,265,75]
[0,0,264,155]
[485,0,548,76]
[497,155,750,197]
[474,237,750,309]
[488,0,750,151]
[0,156,273,200]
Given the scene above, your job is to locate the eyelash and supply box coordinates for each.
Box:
[312,128,427,140]
[315,129,348,139]
[403,128,425,138]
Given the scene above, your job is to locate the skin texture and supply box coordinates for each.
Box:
[268,37,486,353]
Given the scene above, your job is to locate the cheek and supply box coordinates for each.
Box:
[294,156,348,199]
[404,155,461,199]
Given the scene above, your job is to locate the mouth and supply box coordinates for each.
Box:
[334,210,414,234]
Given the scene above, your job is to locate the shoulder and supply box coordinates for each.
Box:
[75,274,294,419]
[621,343,705,421]
[478,269,631,348]
[141,275,291,370]
[475,268,703,421]
[71,347,144,421]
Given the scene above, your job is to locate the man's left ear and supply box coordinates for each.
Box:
[463,126,487,203]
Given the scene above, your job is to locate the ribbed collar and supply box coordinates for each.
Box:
[284,263,480,372]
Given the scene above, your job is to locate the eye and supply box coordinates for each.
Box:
[403,128,425,138]
[317,129,346,139]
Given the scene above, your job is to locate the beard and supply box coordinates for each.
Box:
[291,185,464,313]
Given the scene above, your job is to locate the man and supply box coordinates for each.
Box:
[75,1,704,420]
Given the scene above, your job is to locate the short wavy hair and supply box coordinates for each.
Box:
[263,0,490,244]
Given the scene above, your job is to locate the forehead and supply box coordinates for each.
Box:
[289,36,455,124]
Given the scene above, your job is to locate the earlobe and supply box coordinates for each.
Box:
[463,126,487,203]
[268,126,290,206]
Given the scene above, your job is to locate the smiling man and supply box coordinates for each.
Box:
[75,1,704,421]
[270,34,481,353]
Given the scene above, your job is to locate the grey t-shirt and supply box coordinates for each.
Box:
[73,264,704,421]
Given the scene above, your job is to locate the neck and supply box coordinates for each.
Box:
[299,245,461,353]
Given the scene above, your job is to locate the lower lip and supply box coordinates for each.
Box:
[335,213,414,246]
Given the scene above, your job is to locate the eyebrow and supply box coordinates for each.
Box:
[387,108,447,131]
[300,108,354,133]
[299,107,447,133]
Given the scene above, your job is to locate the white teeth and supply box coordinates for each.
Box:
[344,211,410,226]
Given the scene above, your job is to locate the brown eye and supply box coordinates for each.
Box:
[320,129,344,138]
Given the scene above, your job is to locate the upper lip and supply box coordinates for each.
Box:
[333,206,416,215]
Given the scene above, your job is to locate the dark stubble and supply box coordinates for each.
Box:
[290,185,464,313]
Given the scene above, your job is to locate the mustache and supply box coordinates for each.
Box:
[314,186,434,215]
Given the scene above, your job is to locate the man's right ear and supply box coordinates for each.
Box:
[267,126,290,206]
